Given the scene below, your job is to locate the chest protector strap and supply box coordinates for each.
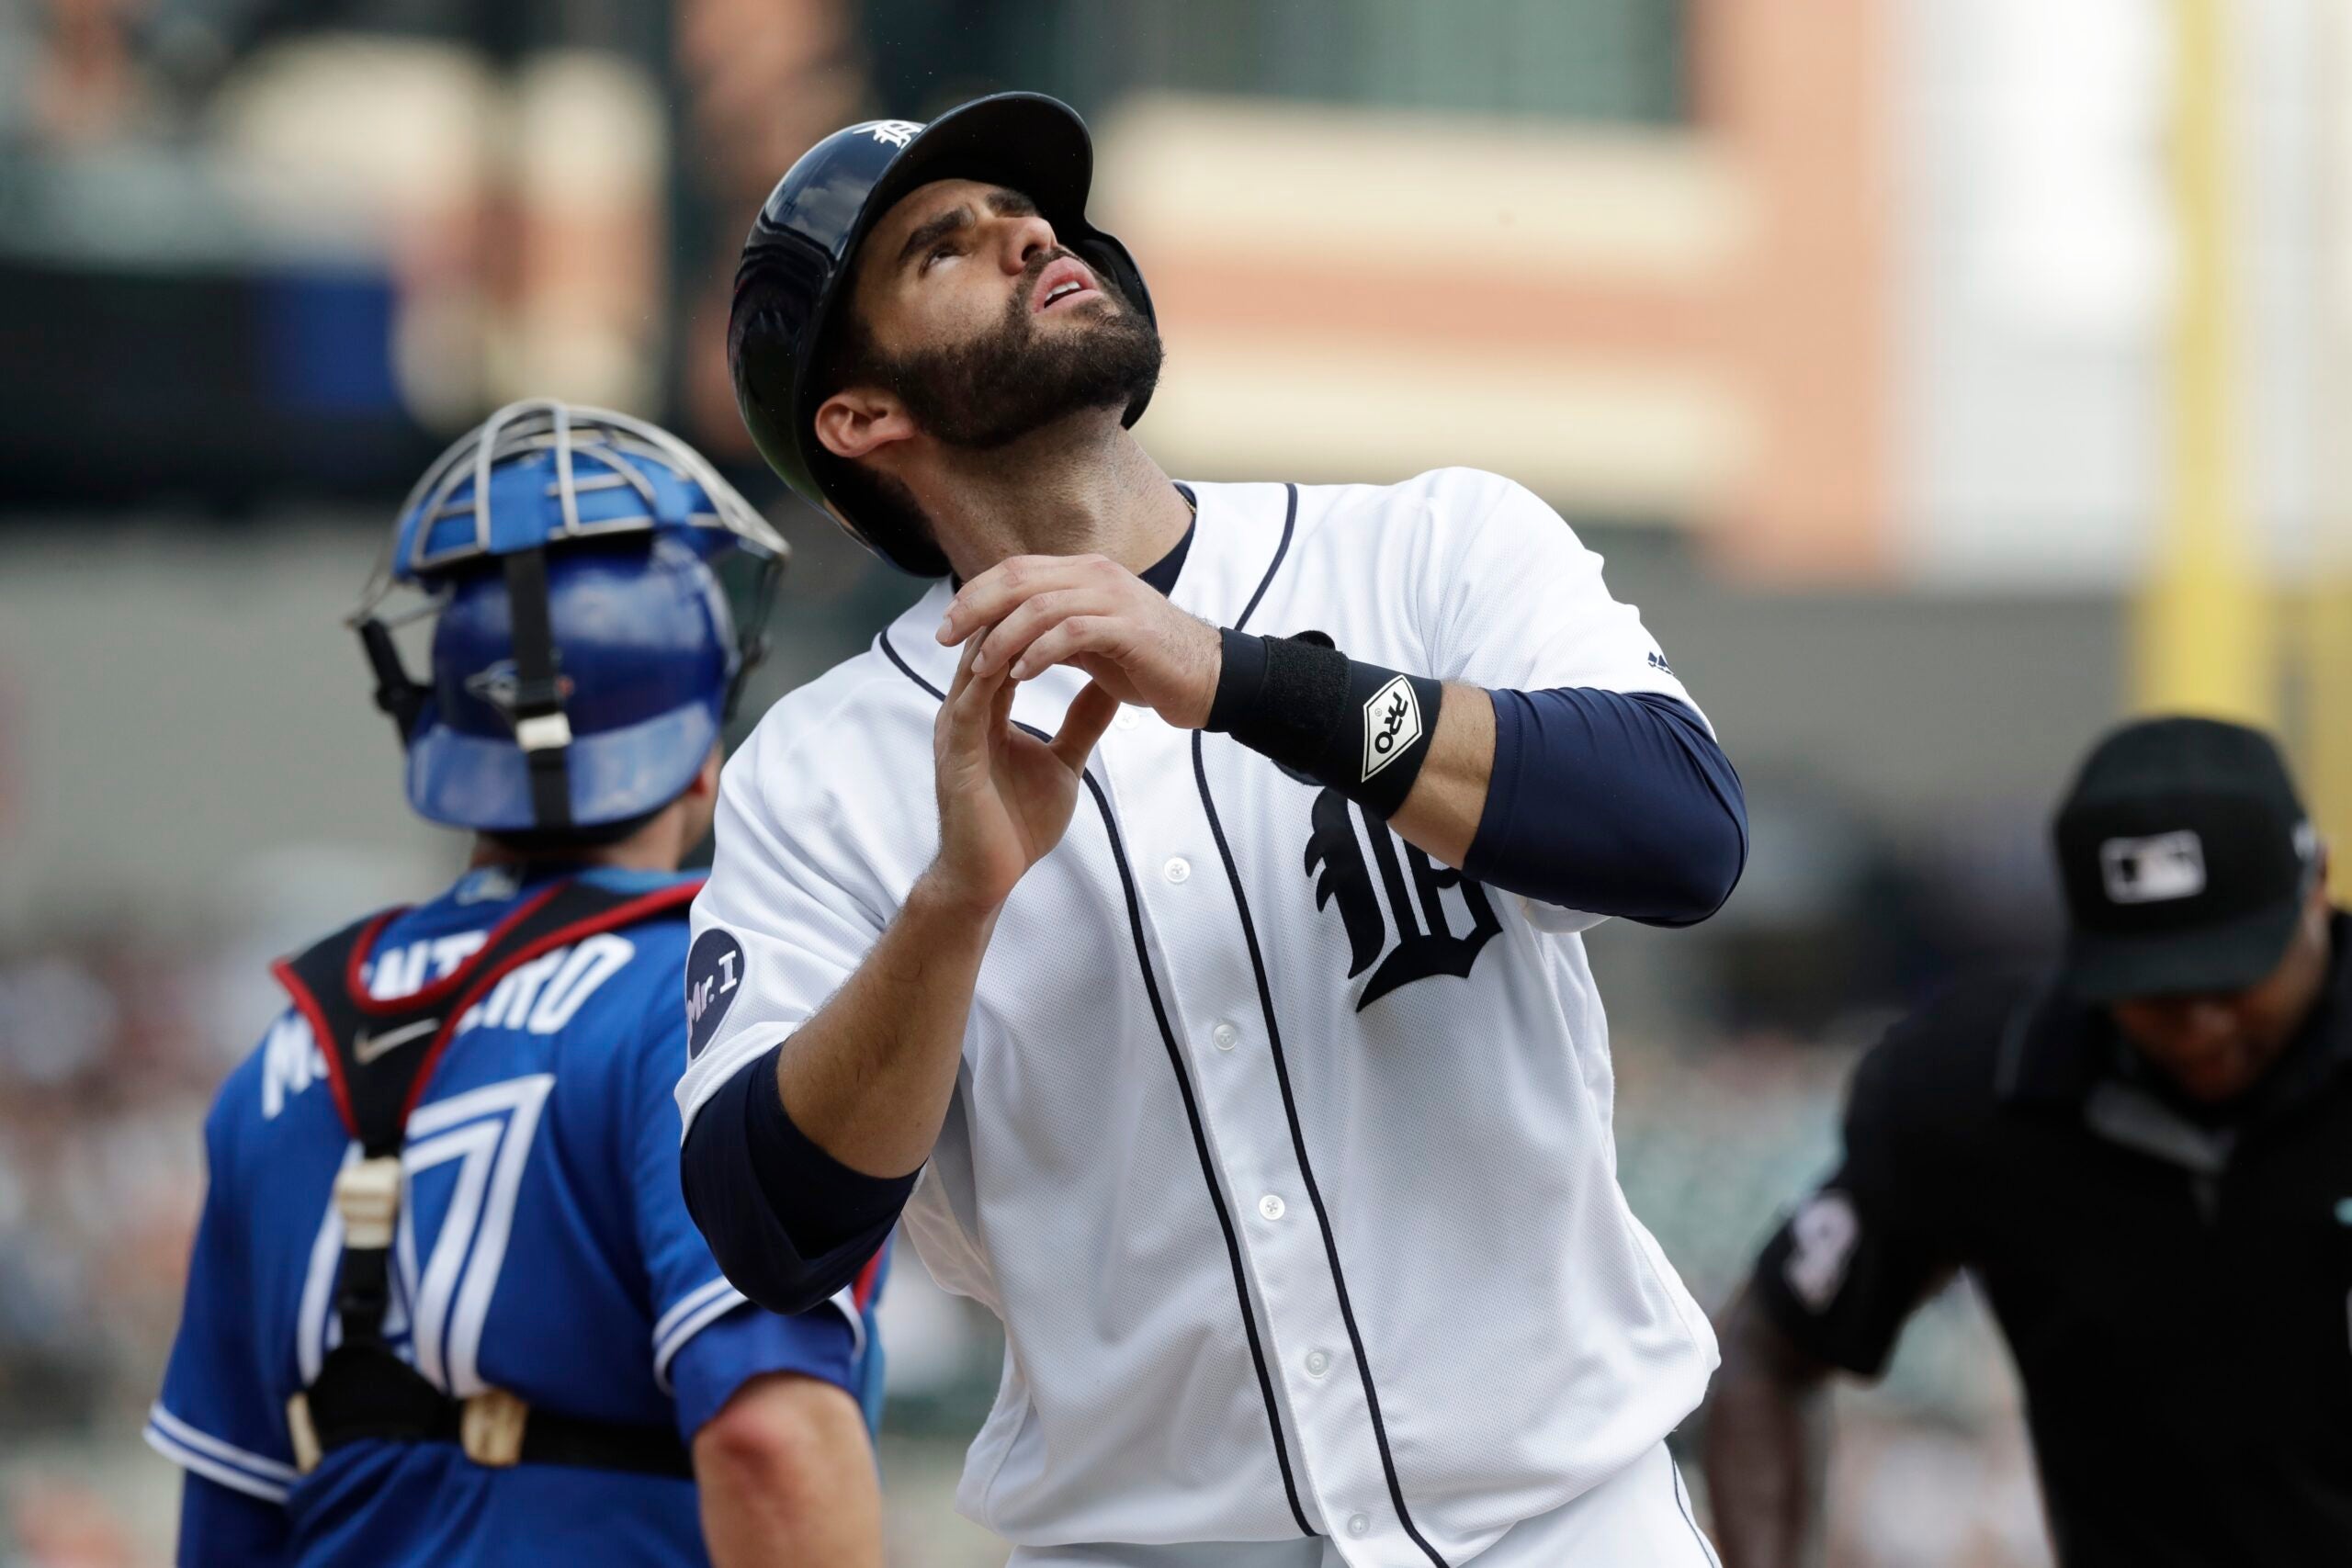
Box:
[270,874,704,1480]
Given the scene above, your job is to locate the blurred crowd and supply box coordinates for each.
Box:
[0,932,218,1432]
[0,927,221,1566]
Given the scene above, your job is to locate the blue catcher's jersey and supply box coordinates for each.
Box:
[149,864,888,1566]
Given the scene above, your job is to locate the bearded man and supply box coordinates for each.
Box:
[677,96,1747,1568]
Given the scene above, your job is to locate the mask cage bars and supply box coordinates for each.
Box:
[349,400,790,829]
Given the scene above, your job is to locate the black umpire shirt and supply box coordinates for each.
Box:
[1748,912,2352,1567]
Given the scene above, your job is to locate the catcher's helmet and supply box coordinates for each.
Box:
[729,93,1154,579]
[352,400,787,835]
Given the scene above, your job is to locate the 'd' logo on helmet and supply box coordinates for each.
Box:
[465,660,575,723]
[859,119,922,148]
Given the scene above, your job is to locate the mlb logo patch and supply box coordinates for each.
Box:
[2099,829,2207,905]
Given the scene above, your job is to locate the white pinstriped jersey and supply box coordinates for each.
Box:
[678,470,1716,1566]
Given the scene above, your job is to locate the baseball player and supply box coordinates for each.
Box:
[147,403,887,1566]
[1704,716,2352,1566]
[680,96,1747,1566]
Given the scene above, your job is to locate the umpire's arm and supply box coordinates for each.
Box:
[1702,1289,1838,1568]
[1701,1030,1959,1566]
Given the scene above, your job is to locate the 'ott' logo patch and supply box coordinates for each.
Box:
[1361,675,1421,782]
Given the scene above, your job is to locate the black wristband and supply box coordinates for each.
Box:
[1205,628,1442,817]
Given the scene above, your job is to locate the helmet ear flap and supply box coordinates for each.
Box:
[726,631,771,725]
[1071,229,1157,428]
[1076,231,1152,329]
[695,540,780,726]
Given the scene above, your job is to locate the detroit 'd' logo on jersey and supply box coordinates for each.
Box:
[1306,788,1500,1010]
[685,929,746,1060]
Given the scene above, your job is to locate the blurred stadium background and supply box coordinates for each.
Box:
[2,0,2346,1562]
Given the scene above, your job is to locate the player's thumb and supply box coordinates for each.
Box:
[1048,682,1121,773]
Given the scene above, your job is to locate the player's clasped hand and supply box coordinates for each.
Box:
[935,553,1223,729]
[927,633,1121,914]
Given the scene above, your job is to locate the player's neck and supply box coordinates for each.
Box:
[465,811,688,877]
[920,421,1191,581]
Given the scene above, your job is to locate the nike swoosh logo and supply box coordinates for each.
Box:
[353,1018,439,1066]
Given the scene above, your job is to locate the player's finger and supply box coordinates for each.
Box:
[934,635,984,747]
[989,663,1019,735]
[943,626,985,696]
[939,555,1094,646]
[973,589,1102,676]
[1012,616,1122,681]
[941,642,1009,759]
[1048,680,1121,773]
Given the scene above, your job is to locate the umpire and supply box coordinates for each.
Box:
[1703,716,2352,1566]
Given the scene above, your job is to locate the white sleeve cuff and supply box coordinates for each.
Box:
[143,1404,296,1505]
[650,1274,867,1392]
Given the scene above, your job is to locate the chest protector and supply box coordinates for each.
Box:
[270,874,702,1480]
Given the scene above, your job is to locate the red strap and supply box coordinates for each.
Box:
[273,940,372,1139]
[339,884,568,1019]
[852,1247,885,1314]
[272,879,706,1140]
[399,881,705,1122]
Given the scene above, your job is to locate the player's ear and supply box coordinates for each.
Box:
[687,744,721,799]
[814,386,916,463]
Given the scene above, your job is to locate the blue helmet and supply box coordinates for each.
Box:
[352,400,787,835]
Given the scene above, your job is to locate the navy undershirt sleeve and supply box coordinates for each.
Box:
[1466,688,1747,926]
[680,1044,915,1316]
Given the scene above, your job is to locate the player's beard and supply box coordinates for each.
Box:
[876,262,1163,451]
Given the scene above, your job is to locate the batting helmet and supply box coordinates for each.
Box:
[351,400,787,835]
[729,93,1154,579]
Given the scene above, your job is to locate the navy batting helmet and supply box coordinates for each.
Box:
[351,400,787,835]
[729,93,1154,579]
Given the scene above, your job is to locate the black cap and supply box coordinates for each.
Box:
[2053,716,2319,1001]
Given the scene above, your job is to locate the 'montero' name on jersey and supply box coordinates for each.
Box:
[260,931,641,1120]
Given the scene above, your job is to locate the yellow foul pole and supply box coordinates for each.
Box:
[2134,0,2274,725]
[2305,0,2352,863]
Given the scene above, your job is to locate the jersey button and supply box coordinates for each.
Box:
[1305,1349,1330,1377]
[1115,707,1141,730]
[1346,1514,1371,1539]
[1212,1022,1239,1051]
[1258,1193,1285,1221]
[1163,856,1191,885]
